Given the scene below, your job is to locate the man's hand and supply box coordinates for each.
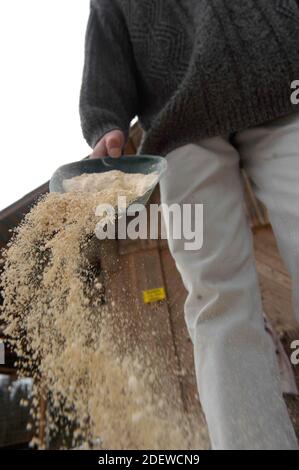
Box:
[91,129,125,159]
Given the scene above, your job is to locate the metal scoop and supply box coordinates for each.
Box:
[49,155,167,207]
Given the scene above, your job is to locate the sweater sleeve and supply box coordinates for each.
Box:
[79,0,139,149]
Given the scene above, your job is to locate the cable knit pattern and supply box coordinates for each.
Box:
[80,0,299,156]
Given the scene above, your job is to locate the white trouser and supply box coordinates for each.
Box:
[159,112,299,450]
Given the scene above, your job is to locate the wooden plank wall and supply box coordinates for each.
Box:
[0,183,49,250]
[97,181,205,423]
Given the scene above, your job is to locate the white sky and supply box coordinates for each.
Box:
[0,0,91,210]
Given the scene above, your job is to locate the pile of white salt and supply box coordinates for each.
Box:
[63,170,158,198]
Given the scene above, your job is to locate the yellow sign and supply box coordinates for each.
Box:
[143,287,166,304]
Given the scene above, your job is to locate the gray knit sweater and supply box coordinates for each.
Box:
[79,0,299,156]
